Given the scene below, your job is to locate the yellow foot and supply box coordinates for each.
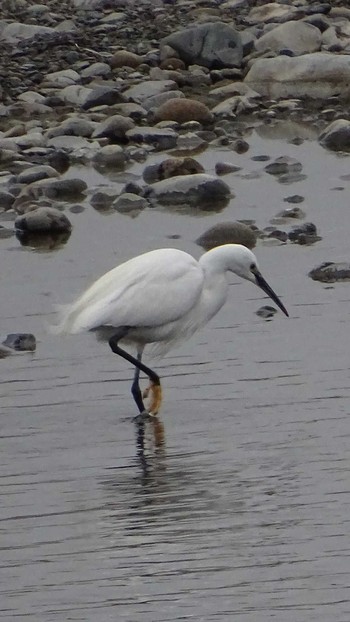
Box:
[143,381,162,416]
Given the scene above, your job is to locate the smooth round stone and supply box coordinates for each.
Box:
[196,221,257,250]
[17,165,59,184]
[92,145,126,168]
[15,206,72,233]
[112,193,148,213]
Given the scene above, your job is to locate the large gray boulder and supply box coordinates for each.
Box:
[246,3,298,25]
[162,22,243,69]
[0,23,55,42]
[255,21,321,56]
[245,53,350,99]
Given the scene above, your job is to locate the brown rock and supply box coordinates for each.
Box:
[110,50,143,69]
[154,98,213,125]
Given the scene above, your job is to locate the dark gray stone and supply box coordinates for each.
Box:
[256,306,278,319]
[15,207,72,234]
[3,333,36,351]
[82,85,125,110]
[148,174,231,207]
[126,127,178,151]
[162,22,243,69]
[309,262,350,282]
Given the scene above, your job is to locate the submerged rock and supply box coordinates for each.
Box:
[143,157,204,183]
[112,193,148,214]
[256,305,278,319]
[319,119,350,152]
[265,156,302,176]
[288,222,319,244]
[262,228,288,243]
[275,206,305,219]
[147,174,231,207]
[283,194,305,204]
[0,344,13,358]
[309,262,350,282]
[196,221,257,250]
[14,179,87,212]
[3,333,36,352]
[15,207,72,234]
[16,230,71,250]
[90,189,118,212]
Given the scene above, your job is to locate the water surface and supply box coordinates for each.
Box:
[1,122,350,621]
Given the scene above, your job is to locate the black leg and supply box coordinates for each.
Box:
[131,351,145,414]
[109,328,160,414]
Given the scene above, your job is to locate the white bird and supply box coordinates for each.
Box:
[55,244,288,416]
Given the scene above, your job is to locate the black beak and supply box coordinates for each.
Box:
[255,271,289,317]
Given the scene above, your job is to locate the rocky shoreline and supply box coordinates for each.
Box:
[1,0,350,281]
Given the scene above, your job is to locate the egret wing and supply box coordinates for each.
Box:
[56,249,204,334]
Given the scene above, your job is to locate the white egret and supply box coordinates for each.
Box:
[55,244,288,416]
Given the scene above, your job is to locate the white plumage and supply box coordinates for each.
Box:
[55,245,288,415]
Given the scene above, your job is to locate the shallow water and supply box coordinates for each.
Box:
[1,121,350,621]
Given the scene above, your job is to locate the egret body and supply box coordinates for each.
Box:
[55,245,288,416]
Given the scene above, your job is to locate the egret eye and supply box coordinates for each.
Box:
[250,263,257,272]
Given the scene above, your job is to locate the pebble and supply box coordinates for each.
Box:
[256,306,278,319]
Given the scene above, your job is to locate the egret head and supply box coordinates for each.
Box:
[227,245,289,317]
